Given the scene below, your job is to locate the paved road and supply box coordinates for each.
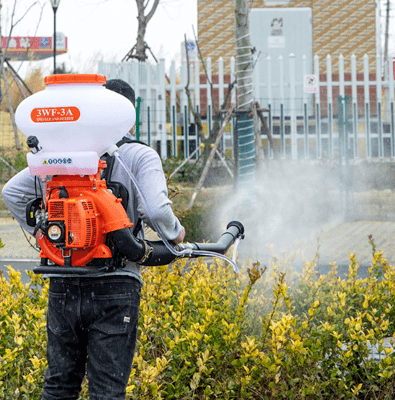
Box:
[0,216,40,283]
[1,259,40,284]
[2,216,395,285]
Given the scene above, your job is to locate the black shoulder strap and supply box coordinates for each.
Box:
[116,137,148,148]
[101,153,115,182]
[102,136,148,236]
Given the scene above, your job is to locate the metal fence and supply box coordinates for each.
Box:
[98,54,395,161]
[1,54,393,161]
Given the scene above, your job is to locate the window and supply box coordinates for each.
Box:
[264,0,290,6]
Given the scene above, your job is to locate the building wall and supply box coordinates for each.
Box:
[198,0,377,73]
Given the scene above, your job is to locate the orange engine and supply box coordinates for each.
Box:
[34,160,133,267]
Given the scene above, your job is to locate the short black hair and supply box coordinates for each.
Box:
[104,79,135,106]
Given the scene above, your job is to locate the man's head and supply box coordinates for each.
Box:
[105,79,136,135]
[104,79,135,106]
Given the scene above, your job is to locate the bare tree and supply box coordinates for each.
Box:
[0,0,44,150]
[235,0,275,163]
[235,0,253,111]
[184,35,236,209]
[123,0,160,62]
[187,31,236,153]
[187,105,235,209]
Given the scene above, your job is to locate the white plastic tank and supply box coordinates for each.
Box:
[16,74,136,155]
[15,74,136,177]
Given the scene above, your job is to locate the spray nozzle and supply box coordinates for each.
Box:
[27,135,42,154]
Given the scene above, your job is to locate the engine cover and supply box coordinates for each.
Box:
[37,166,133,267]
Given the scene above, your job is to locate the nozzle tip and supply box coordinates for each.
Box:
[226,221,244,235]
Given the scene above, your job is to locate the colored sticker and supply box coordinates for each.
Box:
[42,158,73,165]
[48,225,61,240]
[31,107,80,123]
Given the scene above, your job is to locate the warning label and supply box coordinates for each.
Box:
[303,75,318,94]
[31,107,80,123]
[43,158,73,165]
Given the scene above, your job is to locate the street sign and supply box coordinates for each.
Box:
[304,74,318,93]
[1,35,67,61]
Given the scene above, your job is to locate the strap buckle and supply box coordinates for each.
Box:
[138,240,153,263]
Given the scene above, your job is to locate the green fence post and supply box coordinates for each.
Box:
[338,95,352,220]
[135,97,142,141]
[236,110,256,201]
[344,95,351,220]
[338,96,344,209]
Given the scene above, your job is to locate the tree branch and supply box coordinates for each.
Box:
[192,25,211,86]
[192,24,217,117]
[12,2,37,30]
[256,105,276,156]
[192,25,236,139]
[188,104,236,209]
[184,35,203,142]
[145,0,160,24]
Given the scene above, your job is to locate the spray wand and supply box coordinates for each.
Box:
[109,146,244,274]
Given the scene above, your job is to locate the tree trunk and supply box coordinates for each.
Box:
[134,0,160,62]
[135,0,148,61]
[234,0,253,110]
[234,0,256,197]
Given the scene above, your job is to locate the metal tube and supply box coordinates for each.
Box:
[53,6,57,74]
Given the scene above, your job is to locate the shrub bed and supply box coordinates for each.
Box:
[1,249,395,399]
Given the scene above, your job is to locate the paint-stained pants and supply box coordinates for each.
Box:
[41,275,141,400]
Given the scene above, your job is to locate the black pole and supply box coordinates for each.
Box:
[53,6,58,74]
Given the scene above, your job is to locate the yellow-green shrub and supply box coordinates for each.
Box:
[0,268,48,399]
[2,248,395,399]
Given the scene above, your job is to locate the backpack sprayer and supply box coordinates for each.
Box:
[15,74,244,275]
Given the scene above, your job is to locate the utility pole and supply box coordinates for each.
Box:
[384,0,390,71]
[383,0,391,122]
[50,0,61,74]
[234,0,256,199]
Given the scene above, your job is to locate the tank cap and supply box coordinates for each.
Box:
[44,74,106,85]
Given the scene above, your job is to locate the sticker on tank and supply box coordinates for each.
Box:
[31,107,80,123]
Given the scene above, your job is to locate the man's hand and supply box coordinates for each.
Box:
[174,226,186,244]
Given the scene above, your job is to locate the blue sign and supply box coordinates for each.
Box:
[40,37,49,49]
[186,41,196,54]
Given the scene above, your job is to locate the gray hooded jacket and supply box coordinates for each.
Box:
[1,142,182,284]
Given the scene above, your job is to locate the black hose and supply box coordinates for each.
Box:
[110,228,180,266]
[178,221,244,254]
[111,228,146,261]
[33,221,245,273]
[119,220,244,266]
[140,240,179,266]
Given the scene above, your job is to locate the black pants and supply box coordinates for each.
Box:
[41,276,141,400]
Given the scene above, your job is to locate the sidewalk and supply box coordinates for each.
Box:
[0,216,40,260]
[303,220,395,266]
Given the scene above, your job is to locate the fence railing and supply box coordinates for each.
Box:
[98,54,394,160]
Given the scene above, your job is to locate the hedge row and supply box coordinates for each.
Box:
[1,248,395,399]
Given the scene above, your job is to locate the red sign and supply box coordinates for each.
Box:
[2,36,67,61]
[31,107,80,123]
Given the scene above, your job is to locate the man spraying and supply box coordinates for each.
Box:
[2,76,185,399]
